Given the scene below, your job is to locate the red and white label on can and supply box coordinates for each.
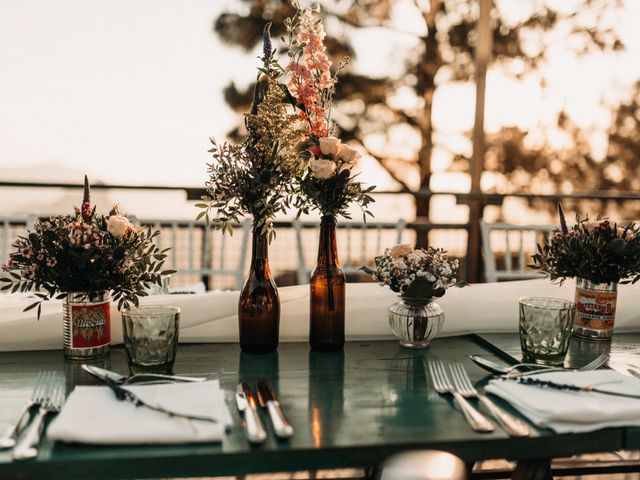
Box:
[574,287,617,331]
[71,301,111,349]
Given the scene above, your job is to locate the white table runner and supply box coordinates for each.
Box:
[2,279,640,352]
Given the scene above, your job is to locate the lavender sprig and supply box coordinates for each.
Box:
[104,377,218,424]
[502,376,640,400]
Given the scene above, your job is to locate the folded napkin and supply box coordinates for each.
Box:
[47,380,232,445]
[485,370,640,433]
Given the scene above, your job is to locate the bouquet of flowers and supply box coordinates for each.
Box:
[1,176,173,316]
[531,205,640,284]
[361,244,464,299]
[284,5,374,219]
[197,24,306,241]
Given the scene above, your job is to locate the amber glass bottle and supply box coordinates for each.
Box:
[309,216,346,351]
[238,228,280,353]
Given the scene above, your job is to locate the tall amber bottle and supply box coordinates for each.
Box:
[309,215,346,351]
[238,228,280,353]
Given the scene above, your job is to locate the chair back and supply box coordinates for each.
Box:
[479,220,555,283]
[138,218,251,291]
[293,219,407,284]
[0,214,36,267]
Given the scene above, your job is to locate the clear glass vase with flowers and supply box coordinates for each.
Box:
[1,176,173,358]
[532,204,640,340]
[361,244,465,348]
[284,5,375,351]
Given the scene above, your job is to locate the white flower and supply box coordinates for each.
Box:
[337,143,359,163]
[308,158,337,180]
[319,136,341,157]
[389,243,413,258]
[107,215,133,240]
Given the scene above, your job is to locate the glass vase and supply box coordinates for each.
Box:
[309,215,346,352]
[238,226,280,353]
[572,277,618,341]
[63,290,111,359]
[388,297,444,349]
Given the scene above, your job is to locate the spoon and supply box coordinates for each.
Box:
[468,355,555,375]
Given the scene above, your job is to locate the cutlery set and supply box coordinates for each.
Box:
[0,371,64,460]
[236,380,293,444]
[428,353,612,436]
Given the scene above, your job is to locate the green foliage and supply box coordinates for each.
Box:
[531,214,640,284]
[198,26,305,240]
[295,166,375,220]
[1,210,174,318]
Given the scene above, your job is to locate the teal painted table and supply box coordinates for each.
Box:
[0,334,638,479]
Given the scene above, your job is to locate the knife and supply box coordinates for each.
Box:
[256,380,293,439]
[235,383,267,444]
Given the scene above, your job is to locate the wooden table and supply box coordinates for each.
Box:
[0,334,639,479]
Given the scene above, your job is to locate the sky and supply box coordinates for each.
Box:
[0,0,244,186]
[1,0,639,224]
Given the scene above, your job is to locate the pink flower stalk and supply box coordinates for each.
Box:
[287,9,334,139]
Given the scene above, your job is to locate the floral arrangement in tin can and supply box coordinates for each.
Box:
[531,205,640,285]
[284,4,375,219]
[1,176,173,317]
[361,244,464,300]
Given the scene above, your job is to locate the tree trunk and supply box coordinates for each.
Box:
[415,0,443,248]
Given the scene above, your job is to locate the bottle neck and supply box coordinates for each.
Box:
[250,228,269,264]
[317,215,339,267]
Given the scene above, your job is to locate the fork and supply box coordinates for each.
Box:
[0,371,52,450]
[449,362,530,437]
[510,353,610,377]
[427,360,495,433]
[12,378,65,460]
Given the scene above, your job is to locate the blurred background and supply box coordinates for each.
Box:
[1,0,639,287]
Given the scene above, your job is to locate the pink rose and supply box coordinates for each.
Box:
[308,158,337,180]
[319,136,341,157]
[584,218,598,233]
[107,215,133,240]
[337,143,359,163]
[389,243,413,258]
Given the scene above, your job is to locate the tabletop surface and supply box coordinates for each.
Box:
[1,334,639,479]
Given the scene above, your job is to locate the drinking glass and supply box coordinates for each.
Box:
[519,297,576,365]
[122,306,180,374]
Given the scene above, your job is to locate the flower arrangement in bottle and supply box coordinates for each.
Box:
[282,5,375,350]
[196,25,306,352]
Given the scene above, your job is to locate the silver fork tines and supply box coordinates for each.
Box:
[12,375,64,461]
[0,371,52,450]
[427,360,495,433]
[449,362,530,437]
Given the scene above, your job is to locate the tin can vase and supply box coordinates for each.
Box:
[388,297,445,349]
[572,278,617,341]
[63,290,111,359]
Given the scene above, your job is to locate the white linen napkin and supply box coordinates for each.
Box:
[485,370,640,433]
[47,380,233,445]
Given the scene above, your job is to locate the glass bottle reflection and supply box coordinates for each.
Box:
[239,229,280,353]
[308,350,345,448]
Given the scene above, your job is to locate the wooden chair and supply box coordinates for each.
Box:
[293,219,407,284]
[138,218,252,291]
[479,220,555,283]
